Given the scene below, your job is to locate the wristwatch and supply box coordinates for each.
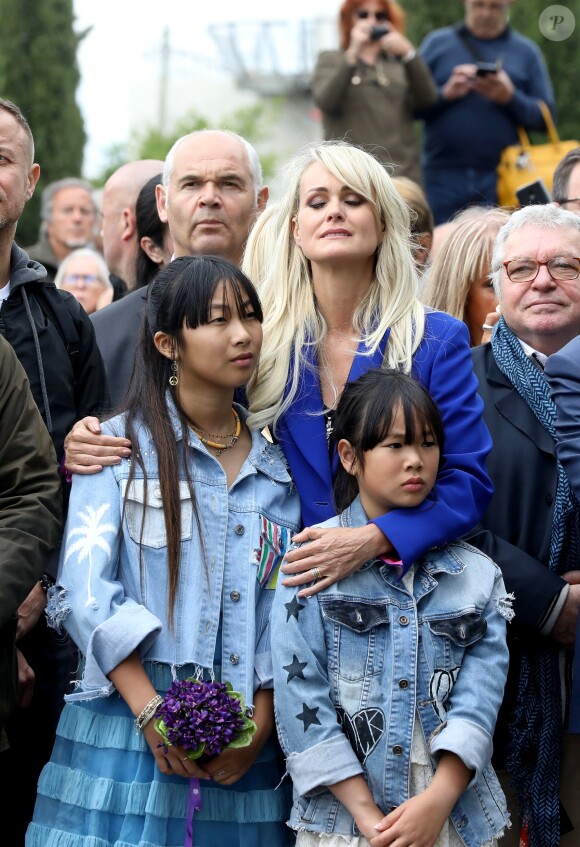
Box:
[39,572,55,593]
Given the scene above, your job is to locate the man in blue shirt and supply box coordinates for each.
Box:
[418,0,554,224]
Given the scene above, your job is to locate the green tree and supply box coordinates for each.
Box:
[0,0,86,246]
[94,100,281,188]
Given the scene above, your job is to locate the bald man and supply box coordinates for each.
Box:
[87,132,267,410]
[100,159,165,292]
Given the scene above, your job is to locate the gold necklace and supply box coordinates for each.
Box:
[189,408,241,457]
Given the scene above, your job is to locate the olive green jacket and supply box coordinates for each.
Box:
[311,49,436,185]
[0,335,62,741]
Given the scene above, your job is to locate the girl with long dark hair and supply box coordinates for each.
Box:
[27,256,301,847]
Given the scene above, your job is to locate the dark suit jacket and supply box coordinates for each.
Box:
[90,285,150,410]
[467,343,571,755]
[467,343,566,627]
[545,334,580,733]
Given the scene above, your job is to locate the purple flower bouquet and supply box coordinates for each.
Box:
[154,678,256,760]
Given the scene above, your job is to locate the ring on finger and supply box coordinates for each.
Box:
[310,566,322,581]
[482,323,494,331]
[218,768,227,776]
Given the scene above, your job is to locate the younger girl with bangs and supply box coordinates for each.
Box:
[272,369,511,847]
[27,256,301,847]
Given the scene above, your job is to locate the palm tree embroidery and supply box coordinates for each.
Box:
[65,503,117,607]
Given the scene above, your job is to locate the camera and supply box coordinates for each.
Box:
[475,61,499,77]
[370,24,389,40]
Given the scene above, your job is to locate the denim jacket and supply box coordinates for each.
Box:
[272,497,512,846]
[48,401,301,709]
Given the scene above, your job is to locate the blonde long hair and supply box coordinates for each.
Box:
[422,207,510,321]
[244,141,425,433]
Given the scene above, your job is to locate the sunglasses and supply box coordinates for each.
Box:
[356,9,390,20]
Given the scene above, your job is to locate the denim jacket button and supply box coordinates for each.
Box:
[230,653,240,664]
[230,590,241,602]
[398,679,409,689]
[392,745,403,755]
[234,524,245,535]
[398,615,409,626]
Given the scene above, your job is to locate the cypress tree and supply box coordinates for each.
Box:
[0,0,86,246]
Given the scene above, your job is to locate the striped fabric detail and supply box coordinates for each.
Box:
[256,517,291,589]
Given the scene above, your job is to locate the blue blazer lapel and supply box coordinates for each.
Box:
[281,329,391,523]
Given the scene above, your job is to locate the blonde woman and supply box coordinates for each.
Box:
[422,207,510,346]
[243,141,493,594]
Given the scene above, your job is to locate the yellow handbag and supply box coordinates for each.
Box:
[496,101,579,208]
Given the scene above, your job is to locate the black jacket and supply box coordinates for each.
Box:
[0,244,108,461]
[466,343,568,766]
[91,283,149,410]
[466,343,565,629]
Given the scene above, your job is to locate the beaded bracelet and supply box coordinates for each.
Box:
[135,694,163,734]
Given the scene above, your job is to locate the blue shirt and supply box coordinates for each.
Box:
[418,24,555,170]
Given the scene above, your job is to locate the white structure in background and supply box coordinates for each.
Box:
[125,17,336,198]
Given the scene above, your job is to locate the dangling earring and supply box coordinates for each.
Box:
[169,360,178,386]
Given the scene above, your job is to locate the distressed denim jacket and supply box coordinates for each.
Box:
[48,401,301,709]
[272,496,512,846]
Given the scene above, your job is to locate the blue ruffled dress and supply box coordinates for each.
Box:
[26,629,294,847]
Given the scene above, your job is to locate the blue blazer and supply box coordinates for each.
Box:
[545,335,580,734]
[276,309,493,568]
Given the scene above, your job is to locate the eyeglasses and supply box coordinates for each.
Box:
[62,273,103,287]
[356,9,389,20]
[502,256,580,282]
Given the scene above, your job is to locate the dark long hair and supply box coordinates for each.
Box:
[331,369,444,512]
[135,173,169,289]
[122,255,264,627]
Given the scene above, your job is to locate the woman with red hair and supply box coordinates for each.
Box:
[312,0,436,185]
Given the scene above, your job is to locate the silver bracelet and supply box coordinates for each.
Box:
[135,694,163,734]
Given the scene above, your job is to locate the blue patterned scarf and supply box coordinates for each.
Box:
[491,317,580,847]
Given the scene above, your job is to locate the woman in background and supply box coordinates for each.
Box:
[134,173,173,288]
[54,247,113,315]
[311,0,436,185]
[421,207,510,346]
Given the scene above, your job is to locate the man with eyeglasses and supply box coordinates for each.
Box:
[417,0,554,224]
[552,146,580,215]
[25,177,98,282]
[466,204,580,847]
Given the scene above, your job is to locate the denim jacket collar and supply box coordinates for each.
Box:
[163,393,293,485]
[340,496,467,578]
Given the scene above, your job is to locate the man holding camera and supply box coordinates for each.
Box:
[311,0,436,185]
[418,0,554,224]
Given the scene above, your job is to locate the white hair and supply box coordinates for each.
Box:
[491,204,580,299]
[54,247,112,291]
